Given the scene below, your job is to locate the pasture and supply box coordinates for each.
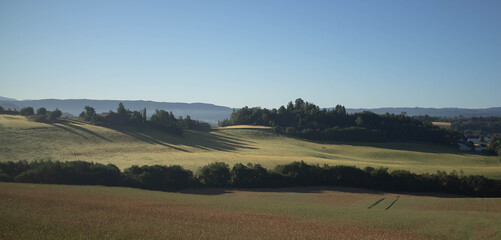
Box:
[1,182,500,239]
[1,114,500,178]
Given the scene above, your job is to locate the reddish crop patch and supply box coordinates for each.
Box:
[0,183,429,239]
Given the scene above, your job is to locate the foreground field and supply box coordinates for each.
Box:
[1,182,500,239]
[1,114,500,178]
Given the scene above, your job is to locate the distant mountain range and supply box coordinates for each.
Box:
[1,96,501,124]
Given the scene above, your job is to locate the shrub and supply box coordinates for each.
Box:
[36,107,47,115]
[273,161,320,186]
[20,107,34,116]
[0,160,30,180]
[231,163,269,187]
[285,127,297,135]
[0,169,12,182]
[197,162,230,187]
[14,161,121,186]
[124,165,194,190]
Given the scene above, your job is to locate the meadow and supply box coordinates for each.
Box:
[1,182,500,239]
[1,114,500,178]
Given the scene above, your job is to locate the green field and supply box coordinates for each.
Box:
[1,182,500,239]
[1,114,500,178]
[0,115,501,179]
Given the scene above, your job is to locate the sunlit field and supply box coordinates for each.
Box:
[432,122,452,128]
[1,114,500,179]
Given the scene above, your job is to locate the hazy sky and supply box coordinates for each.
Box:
[1,0,500,109]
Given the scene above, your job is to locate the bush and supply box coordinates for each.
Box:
[0,160,31,180]
[273,161,320,186]
[231,163,269,187]
[197,162,230,187]
[36,107,47,115]
[48,109,62,121]
[123,165,194,190]
[285,127,297,135]
[0,169,12,182]
[13,161,121,186]
[20,107,34,116]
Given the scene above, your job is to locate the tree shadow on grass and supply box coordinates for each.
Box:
[210,130,258,144]
[59,122,112,142]
[51,123,88,139]
[108,125,258,152]
[114,128,190,152]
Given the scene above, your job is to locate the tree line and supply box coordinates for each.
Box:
[219,99,462,145]
[78,103,209,135]
[413,115,501,136]
[0,103,209,135]
[1,160,500,197]
[0,106,63,122]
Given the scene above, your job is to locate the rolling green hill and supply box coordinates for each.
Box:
[1,114,500,178]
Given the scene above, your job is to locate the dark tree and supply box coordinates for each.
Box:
[20,107,34,116]
[36,107,47,115]
[48,109,62,121]
[197,162,230,187]
[117,102,126,114]
[81,106,97,122]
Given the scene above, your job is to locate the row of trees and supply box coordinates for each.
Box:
[0,106,19,115]
[20,107,62,122]
[452,117,501,136]
[219,99,462,145]
[79,103,209,135]
[414,115,501,136]
[0,106,63,122]
[1,160,500,197]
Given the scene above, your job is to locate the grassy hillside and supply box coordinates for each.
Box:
[1,182,500,239]
[1,114,500,178]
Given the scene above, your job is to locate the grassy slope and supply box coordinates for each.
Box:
[1,114,500,178]
[1,182,500,239]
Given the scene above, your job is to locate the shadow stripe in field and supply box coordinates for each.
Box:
[385,197,400,210]
[368,198,385,209]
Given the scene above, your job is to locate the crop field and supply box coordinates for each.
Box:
[1,182,500,239]
[1,114,500,178]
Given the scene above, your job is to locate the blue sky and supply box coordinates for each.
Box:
[1,0,500,108]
